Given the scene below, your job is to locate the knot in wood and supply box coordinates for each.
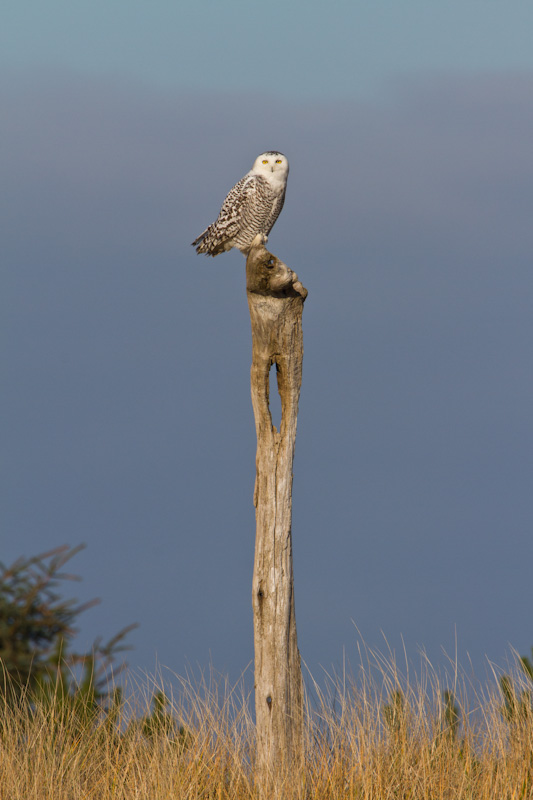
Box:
[246,240,307,299]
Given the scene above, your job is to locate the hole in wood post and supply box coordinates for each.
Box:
[269,363,281,432]
[266,695,272,711]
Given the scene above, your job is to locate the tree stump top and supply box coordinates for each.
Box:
[246,235,308,300]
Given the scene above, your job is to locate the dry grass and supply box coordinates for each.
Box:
[1,650,532,800]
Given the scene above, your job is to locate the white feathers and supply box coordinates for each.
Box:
[192,151,289,257]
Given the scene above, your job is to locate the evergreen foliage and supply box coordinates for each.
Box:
[0,544,136,704]
[499,647,533,726]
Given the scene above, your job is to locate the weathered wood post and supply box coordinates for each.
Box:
[246,235,307,788]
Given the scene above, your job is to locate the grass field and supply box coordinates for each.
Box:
[1,648,532,799]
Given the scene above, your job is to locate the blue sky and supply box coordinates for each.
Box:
[2,1,533,689]
[3,1,533,98]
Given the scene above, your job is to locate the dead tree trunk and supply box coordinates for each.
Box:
[246,235,307,786]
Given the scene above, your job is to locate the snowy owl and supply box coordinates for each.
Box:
[192,151,289,256]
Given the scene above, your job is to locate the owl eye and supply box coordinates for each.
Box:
[262,159,268,164]
[275,159,282,163]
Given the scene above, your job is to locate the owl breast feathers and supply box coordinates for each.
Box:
[192,151,289,257]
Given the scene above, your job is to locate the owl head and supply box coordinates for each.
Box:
[252,151,289,183]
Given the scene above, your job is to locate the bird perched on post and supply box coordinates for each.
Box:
[192,151,289,257]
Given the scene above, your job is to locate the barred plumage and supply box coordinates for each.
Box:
[192,151,289,257]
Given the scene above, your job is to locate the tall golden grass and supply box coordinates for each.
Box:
[1,648,531,799]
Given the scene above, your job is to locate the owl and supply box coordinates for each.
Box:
[192,151,289,256]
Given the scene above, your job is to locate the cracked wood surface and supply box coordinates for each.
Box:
[246,236,307,787]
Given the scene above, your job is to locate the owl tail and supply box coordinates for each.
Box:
[191,229,208,252]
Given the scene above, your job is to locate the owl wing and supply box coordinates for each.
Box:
[214,174,263,240]
[192,174,267,255]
